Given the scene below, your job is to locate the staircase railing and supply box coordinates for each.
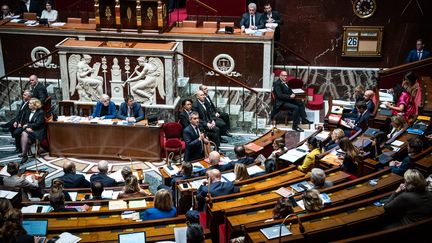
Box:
[0,49,60,112]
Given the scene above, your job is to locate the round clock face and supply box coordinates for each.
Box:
[353,0,376,18]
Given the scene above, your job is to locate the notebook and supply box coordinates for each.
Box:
[379,108,392,116]
[22,220,48,236]
[118,232,146,243]
[377,153,394,164]
[260,224,292,240]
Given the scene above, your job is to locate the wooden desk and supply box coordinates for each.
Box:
[244,129,286,158]
[47,120,161,160]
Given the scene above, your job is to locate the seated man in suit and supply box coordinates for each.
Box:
[88,181,106,200]
[240,2,265,32]
[58,161,91,188]
[193,90,223,146]
[15,0,43,17]
[232,145,255,166]
[2,162,41,201]
[179,98,193,129]
[90,160,116,187]
[343,100,371,136]
[405,38,431,63]
[89,94,117,119]
[199,85,231,137]
[196,169,240,211]
[345,89,375,118]
[202,151,233,174]
[271,71,312,132]
[117,95,145,122]
[263,3,282,41]
[389,137,423,176]
[183,111,209,162]
[29,75,47,105]
[1,90,32,153]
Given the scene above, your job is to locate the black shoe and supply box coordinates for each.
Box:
[220,138,228,143]
[224,131,233,137]
[293,126,304,132]
[20,155,28,164]
[302,119,313,124]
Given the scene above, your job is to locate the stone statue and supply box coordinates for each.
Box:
[123,56,165,105]
[68,54,104,101]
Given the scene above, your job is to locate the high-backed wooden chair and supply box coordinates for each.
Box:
[182,20,197,27]
[67,17,82,24]
[23,12,37,20]
[203,21,217,28]
[220,22,234,28]
[59,101,75,116]
[77,104,93,117]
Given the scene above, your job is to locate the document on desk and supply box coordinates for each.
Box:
[108,170,124,182]
[68,192,78,201]
[55,232,81,243]
[50,22,66,27]
[189,179,207,189]
[108,200,127,210]
[247,165,265,175]
[221,172,236,182]
[163,164,180,176]
[279,148,307,163]
[174,227,187,243]
[101,190,114,199]
[0,190,18,199]
[128,199,147,208]
[292,88,305,94]
[316,131,331,141]
[391,140,404,147]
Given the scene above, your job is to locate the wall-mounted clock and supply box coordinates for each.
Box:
[353,0,377,18]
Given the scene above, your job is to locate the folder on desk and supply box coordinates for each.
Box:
[260,224,292,240]
[108,200,127,210]
[129,199,147,208]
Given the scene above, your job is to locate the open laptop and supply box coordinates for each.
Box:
[118,232,146,243]
[22,219,48,236]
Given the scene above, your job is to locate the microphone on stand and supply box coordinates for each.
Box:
[279,214,304,243]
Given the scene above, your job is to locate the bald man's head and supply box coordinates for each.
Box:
[208,169,221,183]
[63,161,76,174]
[208,151,220,166]
[364,90,374,101]
[196,90,206,102]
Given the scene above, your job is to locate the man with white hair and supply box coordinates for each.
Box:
[310,168,333,189]
[200,151,233,175]
[90,160,116,187]
[89,94,117,119]
[240,3,265,32]
[196,169,239,211]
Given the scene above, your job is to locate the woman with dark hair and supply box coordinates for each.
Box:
[140,189,176,220]
[385,84,415,121]
[338,137,359,176]
[43,178,72,201]
[402,71,419,99]
[384,169,432,227]
[272,197,294,219]
[40,1,57,22]
[297,137,323,173]
[0,209,34,243]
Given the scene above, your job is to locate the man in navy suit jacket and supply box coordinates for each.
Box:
[196,169,239,211]
[231,145,255,166]
[405,39,431,63]
[90,160,116,187]
[183,111,207,162]
[263,3,283,41]
[199,151,233,176]
[29,75,47,105]
[117,95,145,122]
[58,161,91,188]
[90,94,117,119]
[344,100,371,136]
[240,3,265,32]
[15,0,42,17]
[272,71,312,132]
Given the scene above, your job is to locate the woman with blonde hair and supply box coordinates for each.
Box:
[43,178,72,201]
[387,115,406,139]
[19,98,45,164]
[140,189,176,220]
[234,163,249,182]
[118,175,147,199]
[324,128,345,151]
[303,189,323,212]
[384,169,432,226]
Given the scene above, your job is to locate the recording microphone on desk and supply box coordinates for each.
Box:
[279,213,304,243]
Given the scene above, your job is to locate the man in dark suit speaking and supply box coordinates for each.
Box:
[263,3,282,41]
[240,3,265,32]
[272,71,312,132]
[183,111,209,162]
[405,38,431,63]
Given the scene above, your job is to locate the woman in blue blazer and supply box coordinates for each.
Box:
[140,189,176,220]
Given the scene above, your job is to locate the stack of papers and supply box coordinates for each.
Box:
[247,165,265,175]
[292,88,305,94]
[128,199,147,208]
[101,190,114,199]
[21,205,52,213]
[162,165,180,176]
[316,131,330,141]
[275,187,294,198]
[108,200,128,210]
[390,140,404,147]
[189,179,207,189]
[55,232,81,243]
[50,22,66,27]
[279,148,308,163]
[0,190,19,199]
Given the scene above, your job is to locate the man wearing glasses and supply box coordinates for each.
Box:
[89,94,117,119]
[272,71,312,132]
[405,38,430,63]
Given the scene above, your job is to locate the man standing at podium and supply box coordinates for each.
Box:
[405,39,430,63]
[240,3,265,32]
